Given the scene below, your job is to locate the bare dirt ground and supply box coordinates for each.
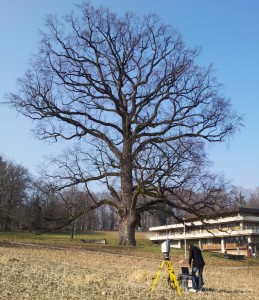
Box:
[0,241,258,300]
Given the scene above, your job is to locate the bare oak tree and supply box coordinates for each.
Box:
[7,1,241,245]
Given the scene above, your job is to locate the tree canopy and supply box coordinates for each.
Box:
[7,1,242,245]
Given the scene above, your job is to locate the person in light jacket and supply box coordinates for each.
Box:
[188,243,205,293]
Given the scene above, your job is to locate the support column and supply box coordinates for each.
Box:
[178,240,181,249]
[240,222,243,230]
[221,237,226,253]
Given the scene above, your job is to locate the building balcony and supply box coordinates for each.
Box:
[149,228,259,242]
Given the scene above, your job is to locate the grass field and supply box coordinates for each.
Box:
[0,231,259,299]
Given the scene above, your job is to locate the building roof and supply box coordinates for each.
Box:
[183,207,259,222]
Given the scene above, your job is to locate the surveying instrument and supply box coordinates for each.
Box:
[151,239,182,297]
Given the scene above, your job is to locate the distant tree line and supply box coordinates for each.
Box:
[1,156,258,235]
[0,156,166,234]
[0,156,31,231]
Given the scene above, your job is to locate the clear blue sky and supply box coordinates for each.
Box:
[1,0,259,190]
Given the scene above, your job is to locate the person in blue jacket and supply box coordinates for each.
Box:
[188,243,205,293]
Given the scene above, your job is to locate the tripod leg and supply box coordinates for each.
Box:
[166,261,182,297]
[151,261,165,292]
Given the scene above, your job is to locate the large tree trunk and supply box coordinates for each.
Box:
[118,134,136,245]
[118,208,138,246]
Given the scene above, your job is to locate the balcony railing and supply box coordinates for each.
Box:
[149,228,259,241]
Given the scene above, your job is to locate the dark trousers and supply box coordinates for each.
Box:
[191,265,204,291]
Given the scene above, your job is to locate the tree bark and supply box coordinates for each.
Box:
[118,130,136,245]
[118,209,138,246]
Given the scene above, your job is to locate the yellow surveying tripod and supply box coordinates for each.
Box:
[151,240,182,297]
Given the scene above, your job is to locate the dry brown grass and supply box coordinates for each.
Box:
[0,238,259,300]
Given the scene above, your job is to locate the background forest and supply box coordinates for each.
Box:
[0,155,258,234]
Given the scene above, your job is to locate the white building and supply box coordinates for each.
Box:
[148,208,259,256]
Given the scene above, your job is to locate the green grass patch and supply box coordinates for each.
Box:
[0,230,157,251]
